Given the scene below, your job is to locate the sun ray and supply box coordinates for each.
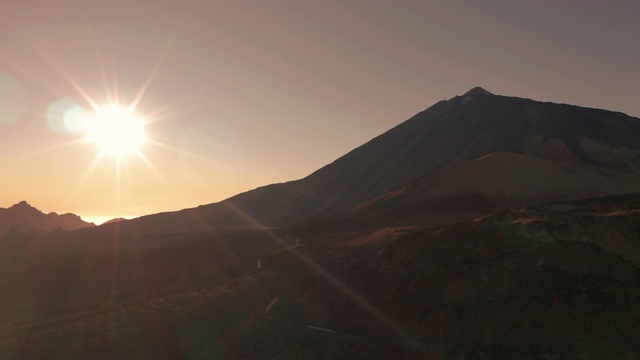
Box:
[85,17,115,106]
[135,152,171,186]
[146,138,212,162]
[145,137,255,176]
[115,158,122,214]
[31,44,101,111]
[15,138,90,163]
[109,51,120,106]
[139,86,213,124]
[74,0,116,107]
[67,154,105,199]
[128,23,184,112]
[4,58,91,112]
[126,2,196,112]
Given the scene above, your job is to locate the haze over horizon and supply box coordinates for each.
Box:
[1,0,639,223]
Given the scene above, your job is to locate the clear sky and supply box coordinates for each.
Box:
[1,0,639,224]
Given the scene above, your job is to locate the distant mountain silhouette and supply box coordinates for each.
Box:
[102,217,127,225]
[116,87,640,230]
[0,201,94,236]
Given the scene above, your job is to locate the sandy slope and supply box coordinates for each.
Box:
[363,152,640,211]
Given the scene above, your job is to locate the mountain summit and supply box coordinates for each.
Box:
[462,86,493,96]
[11,200,32,208]
[122,87,640,230]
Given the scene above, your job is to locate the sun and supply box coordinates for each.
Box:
[84,105,148,159]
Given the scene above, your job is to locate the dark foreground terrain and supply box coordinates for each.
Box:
[1,194,640,359]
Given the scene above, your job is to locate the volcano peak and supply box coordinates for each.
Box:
[462,86,493,97]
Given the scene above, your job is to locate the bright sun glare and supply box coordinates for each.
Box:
[84,105,148,159]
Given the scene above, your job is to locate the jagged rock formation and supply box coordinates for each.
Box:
[0,201,94,236]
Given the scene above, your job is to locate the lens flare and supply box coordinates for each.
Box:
[46,98,91,134]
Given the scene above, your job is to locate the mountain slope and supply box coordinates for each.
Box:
[119,87,640,230]
[0,201,94,235]
[358,152,640,214]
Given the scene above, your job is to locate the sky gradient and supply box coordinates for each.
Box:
[1,0,639,224]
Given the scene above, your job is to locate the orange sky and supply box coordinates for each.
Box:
[1,0,639,224]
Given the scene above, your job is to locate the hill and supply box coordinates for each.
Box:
[0,201,94,236]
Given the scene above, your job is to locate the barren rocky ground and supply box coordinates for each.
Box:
[1,195,640,359]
